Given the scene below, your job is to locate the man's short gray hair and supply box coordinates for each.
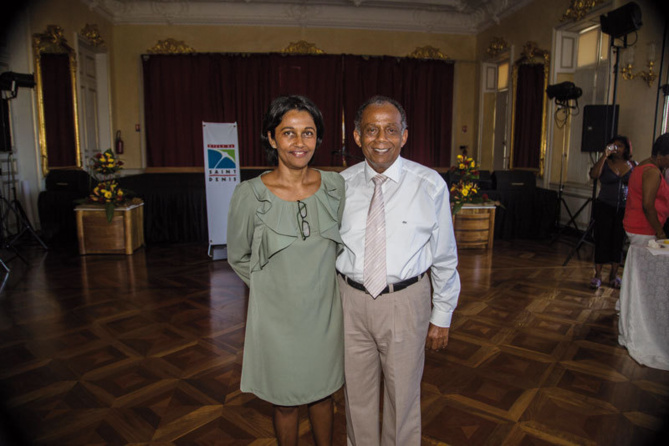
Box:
[354,95,408,133]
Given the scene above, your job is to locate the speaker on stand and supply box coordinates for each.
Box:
[559,105,619,265]
[547,82,582,245]
[582,105,619,154]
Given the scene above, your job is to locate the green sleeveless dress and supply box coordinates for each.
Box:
[226,170,345,405]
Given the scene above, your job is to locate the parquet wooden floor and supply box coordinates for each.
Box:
[0,237,667,445]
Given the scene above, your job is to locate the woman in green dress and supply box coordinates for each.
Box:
[227,95,344,446]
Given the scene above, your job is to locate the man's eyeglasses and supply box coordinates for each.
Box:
[297,200,310,240]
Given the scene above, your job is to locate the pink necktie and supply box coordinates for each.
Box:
[364,175,388,298]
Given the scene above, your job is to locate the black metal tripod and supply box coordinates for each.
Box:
[0,156,48,268]
[1,76,45,272]
[550,106,588,245]
[562,179,598,266]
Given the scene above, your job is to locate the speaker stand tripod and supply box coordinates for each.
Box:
[552,177,590,238]
[551,177,596,248]
[0,169,48,270]
[561,179,597,266]
[550,109,589,245]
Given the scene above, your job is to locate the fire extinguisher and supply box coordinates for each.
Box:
[115,130,124,154]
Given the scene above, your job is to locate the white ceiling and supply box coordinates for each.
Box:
[82,0,535,34]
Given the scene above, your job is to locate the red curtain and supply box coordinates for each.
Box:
[143,53,343,167]
[143,53,454,168]
[214,54,270,167]
[401,57,454,167]
[341,55,454,167]
[42,53,77,167]
[143,55,225,167]
[512,63,544,169]
[267,54,343,166]
[341,56,402,164]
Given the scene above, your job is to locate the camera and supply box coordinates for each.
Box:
[606,144,618,156]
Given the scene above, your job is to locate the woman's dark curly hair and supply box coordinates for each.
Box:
[652,133,669,157]
[260,95,325,165]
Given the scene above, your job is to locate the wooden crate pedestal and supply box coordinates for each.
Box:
[76,201,145,255]
[453,203,496,250]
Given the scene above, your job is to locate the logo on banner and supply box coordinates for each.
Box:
[207,144,238,182]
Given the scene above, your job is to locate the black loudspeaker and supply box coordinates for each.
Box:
[581,105,619,152]
[600,2,642,39]
[45,169,93,193]
[492,170,536,191]
[478,170,493,190]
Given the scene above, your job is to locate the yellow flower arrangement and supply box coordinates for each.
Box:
[90,181,125,204]
[449,154,489,214]
[91,148,124,175]
[85,149,132,222]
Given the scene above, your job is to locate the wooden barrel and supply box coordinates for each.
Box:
[452,206,495,249]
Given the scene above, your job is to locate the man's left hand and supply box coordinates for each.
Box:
[425,323,450,351]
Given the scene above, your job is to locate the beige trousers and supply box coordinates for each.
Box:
[338,274,432,446]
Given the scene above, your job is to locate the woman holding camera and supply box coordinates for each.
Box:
[589,135,636,289]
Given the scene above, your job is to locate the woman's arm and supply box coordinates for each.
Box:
[336,174,345,223]
[641,167,667,239]
[227,183,256,286]
[589,146,611,180]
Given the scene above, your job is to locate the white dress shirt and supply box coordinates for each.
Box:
[336,156,461,327]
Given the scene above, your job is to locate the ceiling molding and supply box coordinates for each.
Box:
[81,0,535,34]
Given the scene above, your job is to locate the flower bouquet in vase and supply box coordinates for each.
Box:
[449,154,490,214]
[449,155,501,249]
[84,149,134,222]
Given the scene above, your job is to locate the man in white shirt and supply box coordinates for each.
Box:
[336,96,461,446]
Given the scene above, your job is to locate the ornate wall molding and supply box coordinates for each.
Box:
[517,41,550,65]
[33,25,73,54]
[80,24,106,48]
[281,41,325,55]
[560,0,606,22]
[486,37,509,58]
[407,45,449,60]
[147,38,196,54]
[80,0,536,35]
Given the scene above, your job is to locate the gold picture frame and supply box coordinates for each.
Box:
[509,41,550,176]
[33,25,82,175]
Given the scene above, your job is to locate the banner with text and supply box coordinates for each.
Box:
[202,122,240,255]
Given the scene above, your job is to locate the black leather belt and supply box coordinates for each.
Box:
[338,272,425,295]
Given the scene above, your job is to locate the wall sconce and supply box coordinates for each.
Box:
[622,42,658,87]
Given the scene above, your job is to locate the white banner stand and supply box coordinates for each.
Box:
[202,122,240,260]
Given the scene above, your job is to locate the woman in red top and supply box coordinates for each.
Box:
[623,133,669,246]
